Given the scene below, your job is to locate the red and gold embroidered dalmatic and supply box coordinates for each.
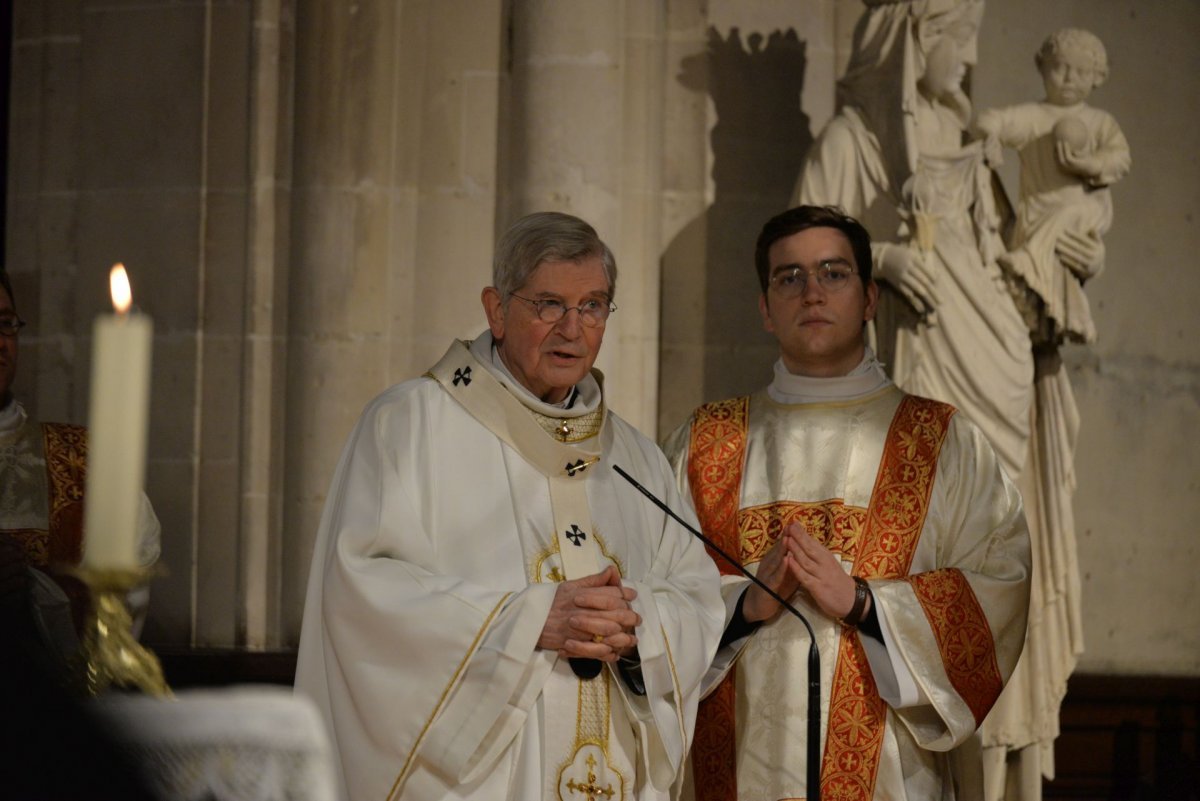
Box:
[665,383,1030,801]
[0,401,161,638]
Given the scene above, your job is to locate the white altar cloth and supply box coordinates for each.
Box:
[94,686,337,801]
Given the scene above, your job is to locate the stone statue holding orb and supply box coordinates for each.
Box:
[793,9,1132,799]
[975,27,1131,345]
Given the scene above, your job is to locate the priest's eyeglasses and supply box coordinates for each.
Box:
[0,315,26,337]
[509,294,617,327]
[769,262,857,299]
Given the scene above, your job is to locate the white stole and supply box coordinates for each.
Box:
[428,339,636,800]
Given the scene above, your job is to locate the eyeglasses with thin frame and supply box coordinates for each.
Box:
[0,315,26,337]
[768,261,857,299]
[508,294,617,328]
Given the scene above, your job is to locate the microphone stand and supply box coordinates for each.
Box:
[613,464,821,801]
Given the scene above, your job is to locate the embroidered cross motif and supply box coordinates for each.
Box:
[563,456,599,477]
[452,366,472,386]
[566,754,615,800]
[565,524,587,546]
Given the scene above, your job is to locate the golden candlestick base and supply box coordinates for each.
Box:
[74,567,171,698]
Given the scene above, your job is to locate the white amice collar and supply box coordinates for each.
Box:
[0,398,28,445]
[767,347,892,405]
[468,330,603,417]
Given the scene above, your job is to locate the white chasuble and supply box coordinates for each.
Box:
[295,334,724,801]
[665,377,1031,801]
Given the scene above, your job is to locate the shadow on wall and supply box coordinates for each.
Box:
[658,27,812,435]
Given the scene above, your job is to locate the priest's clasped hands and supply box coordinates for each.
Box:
[538,565,641,662]
[742,521,867,624]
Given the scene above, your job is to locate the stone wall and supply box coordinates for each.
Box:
[5,0,1197,673]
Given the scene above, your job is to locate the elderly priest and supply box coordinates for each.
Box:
[295,211,725,801]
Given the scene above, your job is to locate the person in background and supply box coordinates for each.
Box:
[0,268,161,660]
[0,268,162,799]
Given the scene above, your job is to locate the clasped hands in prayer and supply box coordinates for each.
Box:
[539,565,640,662]
[743,522,866,625]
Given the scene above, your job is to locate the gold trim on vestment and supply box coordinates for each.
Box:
[426,341,605,480]
[660,626,687,749]
[685,395,750,801]
[737,500,867,566]
[908,568,1003,726]
[532,407,604,442]
[427,340,629,798]
[556,670,625,800]
[531,533,626,586]
[821,394,956,799]
[575,670,611,748]
[387,591,514,801]
[559,743,624,801]
[541,532,628,800]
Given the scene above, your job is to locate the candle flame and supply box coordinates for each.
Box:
[110,264,132,314]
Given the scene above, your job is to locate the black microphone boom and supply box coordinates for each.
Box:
[612,463,822,801]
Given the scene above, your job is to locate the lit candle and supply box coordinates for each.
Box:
[83,264,153,569]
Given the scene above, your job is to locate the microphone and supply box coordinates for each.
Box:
[612,463,822,801]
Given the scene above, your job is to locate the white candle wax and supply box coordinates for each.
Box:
[83,274,153,569]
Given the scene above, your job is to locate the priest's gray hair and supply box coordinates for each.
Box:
[492,211,618,301]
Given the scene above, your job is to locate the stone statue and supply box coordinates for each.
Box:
[792,3,1116,799]
[793,0,1033,479]
[975,28,1131,346]
[968,26,1128,801]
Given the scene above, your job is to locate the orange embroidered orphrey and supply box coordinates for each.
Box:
[738,501,866,565]
[685,396,749,801]
[821,395,956,799]
[823,632,889,799]
[686,397,750,576]
[908,569,1003,726]
[686,393,960,800]
[42,422,88,565]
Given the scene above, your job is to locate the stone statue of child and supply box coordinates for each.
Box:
[974,28,1131,344]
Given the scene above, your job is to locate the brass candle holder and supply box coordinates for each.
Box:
[73,566,171,698]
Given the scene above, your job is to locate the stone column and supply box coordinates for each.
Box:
[282,0,506,641]
[191,0,261,647]
[235,0,294,648]
[658,0,712,435]
[504,0,667,435]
